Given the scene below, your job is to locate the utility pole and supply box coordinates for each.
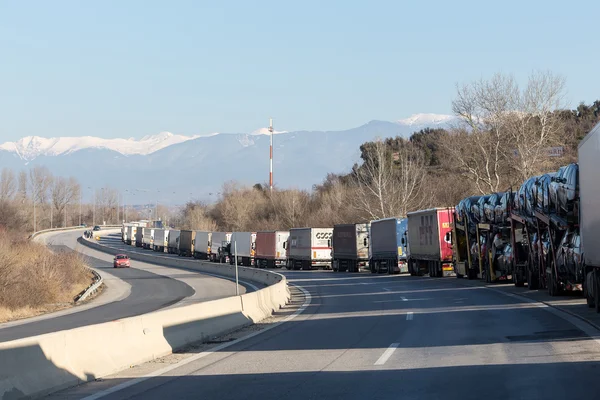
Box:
[33,191,37,233]
[79,190,82,226]
[89,187,95,226]
[269,117,274,193]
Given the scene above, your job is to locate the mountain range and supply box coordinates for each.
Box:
[0,114,457,203]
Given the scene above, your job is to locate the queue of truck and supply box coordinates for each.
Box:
[449,121,600,309]
[118,122,600,313]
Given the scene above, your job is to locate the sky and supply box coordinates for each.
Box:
[1,0,599,142]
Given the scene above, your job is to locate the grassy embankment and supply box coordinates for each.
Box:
[0,231,93,323]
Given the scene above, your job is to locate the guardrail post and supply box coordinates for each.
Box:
[235,241,239,296]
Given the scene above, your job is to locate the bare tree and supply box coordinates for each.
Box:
[0,168,16,202]
[447,72,567,193]
[505,71,567,181]
[29,167,53,229]
[448,74,515,194]
[178,201,218,231]
[51,177,79,227]
[96,187,119,224]
[28,166,53,205]
[270,189,310,229]
[352,139,427,219]
[17,170,28,201]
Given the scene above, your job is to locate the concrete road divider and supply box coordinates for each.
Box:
[0,235,290,400]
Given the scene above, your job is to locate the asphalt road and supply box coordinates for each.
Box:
[0,230,244,343]
[58,270,600,400]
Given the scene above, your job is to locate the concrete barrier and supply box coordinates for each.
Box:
[0,236,290,399]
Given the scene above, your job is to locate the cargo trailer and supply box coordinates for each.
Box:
[369,218,407,274]
[167,229,180,254]
[193,231,211,259]
[210,232,232,262]
[581,123,600,308]
[178,230,195,257]
[141,228,154,250]
[407,208,454,277]
[229,232,257,266]
[153,228,169,252]
[128,226,137,246]
[287,227,333,270]
[332,223,369,272]
[255,231,289,268]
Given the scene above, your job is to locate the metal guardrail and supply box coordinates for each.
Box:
[29,225,122,240]
[75,269,103,303]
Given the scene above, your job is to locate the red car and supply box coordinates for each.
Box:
[113,254,131,268]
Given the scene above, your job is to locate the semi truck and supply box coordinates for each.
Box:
[254,231,289,268]
[369,218,407,274]
[229,232,257,266]
[178,230,195,257]
[287,227,333,270]
[332,223,369,272]
[193,231,211,259]
[167,229,180,254]
[210,232,231,262]
[407,208,454,277]
[153,228,169,252]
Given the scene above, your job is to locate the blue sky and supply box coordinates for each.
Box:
[1,0,598,141]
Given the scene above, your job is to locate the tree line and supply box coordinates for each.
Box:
[0,166,135,235]
[179,71,600,232]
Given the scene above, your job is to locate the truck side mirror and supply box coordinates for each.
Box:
[283,242,286,249]
[363,238,368,246]
[401,238,406,246]
[445,232,451,243]
[328,239,331,247]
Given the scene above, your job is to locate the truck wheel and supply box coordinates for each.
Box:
[468,267,477,280]
[332,260,339,272]
[514,269,525,287]
[585,271,594,308]
[548,265,559,296]
[527,265,539,290]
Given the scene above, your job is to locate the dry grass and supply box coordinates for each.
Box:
[0,229,93,323]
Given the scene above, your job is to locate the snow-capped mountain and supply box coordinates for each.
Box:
[0,132,212,161]
[0,114,456,202]
[397,113,458,127]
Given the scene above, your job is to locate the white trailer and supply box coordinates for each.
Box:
[153,229,169,252]
[193,231,211,259]
[230,232,256,266]
[167,229,180,254]
[210,232,232,263]
[142,228,154,249]
[287,227,333,270]
[580,122,600,309]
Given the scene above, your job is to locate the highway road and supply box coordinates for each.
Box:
[52,268,600,399]
[0,230,249,343]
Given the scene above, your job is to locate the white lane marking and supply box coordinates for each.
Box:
[401,296,407,301]
[374,343,399,365]
[383,288,391,292]
[81,284,312,400]
[406,312,414,320]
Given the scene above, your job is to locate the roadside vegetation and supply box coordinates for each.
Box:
[0,230,92,323]
[175,72,600,232]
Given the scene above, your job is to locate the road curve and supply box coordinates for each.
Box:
[54,270,600,400]
[0,230,246,343]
